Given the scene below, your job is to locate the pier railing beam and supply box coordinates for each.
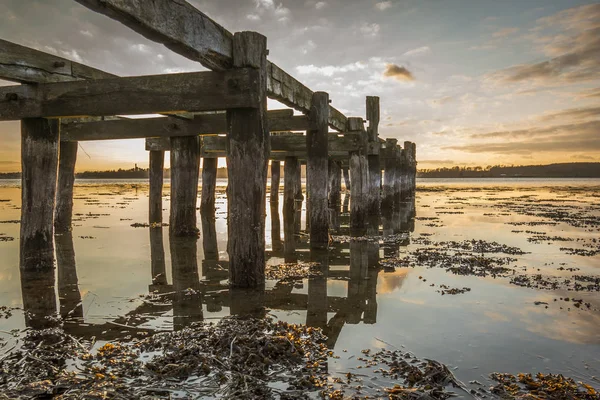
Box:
[20,118,59,273]
[149,150,164,224]
[307,91,330,249]
[54,141,78,233]
[169,136,200,236]
[226,32,269,288]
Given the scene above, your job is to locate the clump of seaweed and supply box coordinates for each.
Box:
[266,262,323,281]
[490,372,600,399]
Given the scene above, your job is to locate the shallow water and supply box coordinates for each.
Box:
[0,178,599,397]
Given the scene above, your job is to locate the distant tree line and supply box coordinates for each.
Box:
[417,163,600,178]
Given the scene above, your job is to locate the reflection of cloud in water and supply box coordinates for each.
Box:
[484,311,510,322]
[378,268,410,294]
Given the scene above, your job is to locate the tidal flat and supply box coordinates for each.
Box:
[0,178,599,399]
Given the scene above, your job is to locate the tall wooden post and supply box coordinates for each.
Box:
[366,96,381,234]
[284,156,300,262]
[170,136,200,236]
[348,117,368,235]
[55,141,78,233]
[382,139,397,217]
[342,167,351,191]
[226,32,269,288]
[396,147,405,203]
[270,160,281,206]
[328,159,342,231]
[149,150,164,224]
[201,157,217,213]
[307,91,330,249]
[20,118,59,273]
[399,146,409,201]
[411,142,417,194]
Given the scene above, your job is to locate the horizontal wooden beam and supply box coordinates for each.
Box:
[0,69,259,121]
[0,39,115,84]
[61,109,309,141]
[74,0,348,131]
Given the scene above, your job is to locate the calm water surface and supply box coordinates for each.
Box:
[0,178,599,396]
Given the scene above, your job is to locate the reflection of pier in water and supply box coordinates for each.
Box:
[20,197,415,348]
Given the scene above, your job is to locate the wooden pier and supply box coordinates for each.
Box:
[0,0,417,289]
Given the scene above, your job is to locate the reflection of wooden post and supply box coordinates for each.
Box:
[170,136,200,236]
[226,32,269,288]
[149,150,164,224]
[56,232,83,319]
[348,239,368,324]
[20,118,59,273]
[348,117,368,235]
[366,96,381,232]
[20,269,58,329]
[55,141,78,232]
[150,227,168,286]
[201,211,218,260]
[307,91,329,249]
[201,157,217,213]
[170,236,203,330]
[307,249,328,329]
[328,159,341,231]
[270,160,281,206]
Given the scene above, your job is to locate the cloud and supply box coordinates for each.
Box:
[536,106,600,122]
[375,1,392,11]
[360,22,380,37]
[296,61,367,77]
[253,0,291,23]
[492,27,519,38]
[301,40,316,54]
[489,4,600,86]
[403,46,430,57]
[315,1,326,10]
[246,13,261,21]
[576,87,600,99]
[469,120,599,140]
[428,96,453,107]
[383,63,414,81]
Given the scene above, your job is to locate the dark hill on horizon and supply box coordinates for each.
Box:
[418,163,600,178]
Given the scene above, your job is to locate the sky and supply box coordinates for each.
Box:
[0,0,599,171]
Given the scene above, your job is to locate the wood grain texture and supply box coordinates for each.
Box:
[169,136,200,237]
[0,69,260,120]
[62,111,307,141]
[149,150,164,224]
[20,118,59,273]
[307,91,329,249]
[270,161,281,205]
[54,141,78,233]
[200,157,217,212]
[226,32,269,288]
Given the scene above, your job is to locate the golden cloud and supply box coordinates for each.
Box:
[383,63,415,81]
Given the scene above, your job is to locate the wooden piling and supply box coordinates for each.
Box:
[270,160,281,206]
[149,150,164,224]
[382,139,397,217]
[20,118,59,273]
[201,157,217,213]
[54,141,78,233]
[366,96,381,230]
[342,167,351,191]
[169,136,200,236]
[348,117,368,235]
[226,32,269,288]
[284,156,300,262]
[307,91,329,249]
[328,159,341,231]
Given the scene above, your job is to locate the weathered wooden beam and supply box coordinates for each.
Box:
[0,38,114,84]
[201,133,360,153]
[54,141,78,233]
[20,118,59,273]
[149,150,164,224]
[169,136,200,237]
[226,32,269,288]
[307,91,329,249]
[73,0,349,131]
[0,69,260,121]
[74,0,233,71]
[61,110,308,142]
